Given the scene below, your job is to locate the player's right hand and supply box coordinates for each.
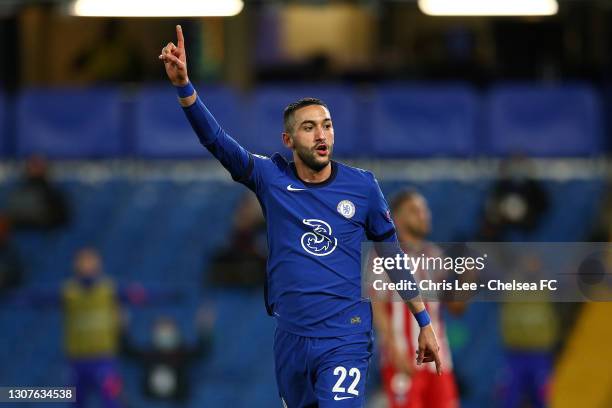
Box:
[417,324,442,375]
[159,25,189,86]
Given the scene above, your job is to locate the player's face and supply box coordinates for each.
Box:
[396,196,431,239]
[285,105,334,172]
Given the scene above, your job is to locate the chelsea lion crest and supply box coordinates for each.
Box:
[337,200,355,219]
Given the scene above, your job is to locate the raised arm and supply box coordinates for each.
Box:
[159,25,254,186]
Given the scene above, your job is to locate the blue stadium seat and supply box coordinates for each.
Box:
[484,84,603,156]
[370,84,479,157]
[16,88,123,158]
[134,85,242,158]
[246,85,361,157]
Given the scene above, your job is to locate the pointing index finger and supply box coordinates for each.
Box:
[176,25,185,49]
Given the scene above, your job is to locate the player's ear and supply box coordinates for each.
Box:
[282,132,293,149]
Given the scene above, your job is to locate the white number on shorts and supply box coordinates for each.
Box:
[347,368,360,395]
[332,367,347,393]
[332,366,360,396]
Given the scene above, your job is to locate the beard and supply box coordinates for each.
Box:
[403,223,429,240]
[294,143,333,172]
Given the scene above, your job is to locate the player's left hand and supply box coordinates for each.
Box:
[416,324,442,375]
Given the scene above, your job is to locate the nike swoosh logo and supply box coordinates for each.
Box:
[333,395,355,401]
[287,185,306,191]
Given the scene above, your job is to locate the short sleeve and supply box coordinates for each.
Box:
[366,173,396,242]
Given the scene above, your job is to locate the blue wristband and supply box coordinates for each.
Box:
[176,82,195,98]
[414,309,431,327]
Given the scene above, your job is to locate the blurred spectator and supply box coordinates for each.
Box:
[122,307,215,402]
[0,214,23,293]
[478,156,549,241]
[5,155,70,230]
[499,255,559,408]
[208,191,267,288]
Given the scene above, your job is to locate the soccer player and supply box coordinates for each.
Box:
[372,190,459,408]
[160,25,441,407]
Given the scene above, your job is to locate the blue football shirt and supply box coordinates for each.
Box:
[183,96,396,337]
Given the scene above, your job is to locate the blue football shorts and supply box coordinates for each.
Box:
[274,327,374,408]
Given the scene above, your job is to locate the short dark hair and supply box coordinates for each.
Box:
[283,97,328,134]
[389,188,422,214]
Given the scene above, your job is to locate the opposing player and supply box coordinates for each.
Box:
[372,190,460,408]
[160,26,441,407]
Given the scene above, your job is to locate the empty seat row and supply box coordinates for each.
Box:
[0,82,605,158]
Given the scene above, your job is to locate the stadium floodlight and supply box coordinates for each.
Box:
[418,0,558,16]
[69,0,244,17]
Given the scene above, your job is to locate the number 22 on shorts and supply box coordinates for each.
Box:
[332,366,360,400]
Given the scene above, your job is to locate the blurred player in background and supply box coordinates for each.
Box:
[160,25,441,407]
[373,190,459,408]
[64,248,180,407]
[64,248,124,408]
[498,255,558,408]
[4,247,181,408]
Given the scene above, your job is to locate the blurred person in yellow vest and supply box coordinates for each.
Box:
[63,247,124,408]
[499,255,559,408]
[2,247,183,407]
[64,248,120,357]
